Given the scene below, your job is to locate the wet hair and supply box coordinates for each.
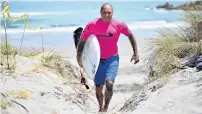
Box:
[100,3,113,12]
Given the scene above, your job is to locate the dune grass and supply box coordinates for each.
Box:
[0,41,42,73]
[0,41,17,72]
[4,90,32,99]
[19,50,41,57]
[0,41,17,56]
[0,40,79,81]
[40,52,66,76]
[40,51,79,79]
[147,4,202,78]
[0,95,11,109]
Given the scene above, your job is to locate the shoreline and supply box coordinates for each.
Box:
[0,20,187,33]
[2,28,159,49]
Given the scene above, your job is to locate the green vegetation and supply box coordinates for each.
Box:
[19,50,41,57]
[0,41,17,56]
[0,95,11,109]
[148,4,202,79]
[0,41,41,73]
[0,41,17,73]
[0,39,79,80]
[40,52,78,79]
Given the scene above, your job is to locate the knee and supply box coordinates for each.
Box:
[96,85,103,94]
[106,79,113,91]
[96,84,103,88]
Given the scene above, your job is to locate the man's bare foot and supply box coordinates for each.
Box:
[103,108,108,112]
[103,104,108,112]
[99,108,104,112]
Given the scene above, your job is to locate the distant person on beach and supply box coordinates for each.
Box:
[76,3,139,112]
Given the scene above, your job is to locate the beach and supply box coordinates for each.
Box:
[1,1,202,113]
[1,28,202,114]
[0,15,187,114]
[0,29,153,113]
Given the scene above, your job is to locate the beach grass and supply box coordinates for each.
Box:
[148,4,202,78]
[4,90,32,99]
[40,52,69,78]
[0,41,41,73]
[0,95,11,109]
[0,41,18,56]
[0,41,79,81]
[0,41,17,73]
[19,50,41,57]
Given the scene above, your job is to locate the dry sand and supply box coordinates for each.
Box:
[60,37,152,112]
[1,35,202,114]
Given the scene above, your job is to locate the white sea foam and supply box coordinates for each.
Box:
[8,11,72,17]
[144,7,183,13]
[8,10,97,17]
[128,20,189,30]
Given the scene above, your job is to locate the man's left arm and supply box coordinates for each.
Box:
[119,22,139,64]
[128,34,138,56]
[128,33,139,64]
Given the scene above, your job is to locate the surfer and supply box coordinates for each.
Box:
[76,3,139,112]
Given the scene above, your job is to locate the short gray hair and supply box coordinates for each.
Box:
[100,3,113,12]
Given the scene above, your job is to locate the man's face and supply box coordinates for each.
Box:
[101,5,113,22]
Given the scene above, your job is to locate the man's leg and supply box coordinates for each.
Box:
[96,84,104,112]
[103,55,119,111]
[94,61,106,112]
[104,78,114,111]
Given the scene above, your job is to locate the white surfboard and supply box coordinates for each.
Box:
[82,34,100,79]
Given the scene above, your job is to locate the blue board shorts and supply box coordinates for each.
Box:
[94,55,119,85]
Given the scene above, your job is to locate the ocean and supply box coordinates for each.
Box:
[0,0,190,47]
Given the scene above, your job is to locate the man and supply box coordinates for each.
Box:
[76,3,139,112]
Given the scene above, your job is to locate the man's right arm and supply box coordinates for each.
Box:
[76,38,85,67]
[76,21,94,67]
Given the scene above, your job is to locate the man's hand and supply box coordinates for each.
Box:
[81,77,86,85]
[130,53,139,64]
[80,70,89,89]
[127,34,139,64]
[77,58,83,68]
